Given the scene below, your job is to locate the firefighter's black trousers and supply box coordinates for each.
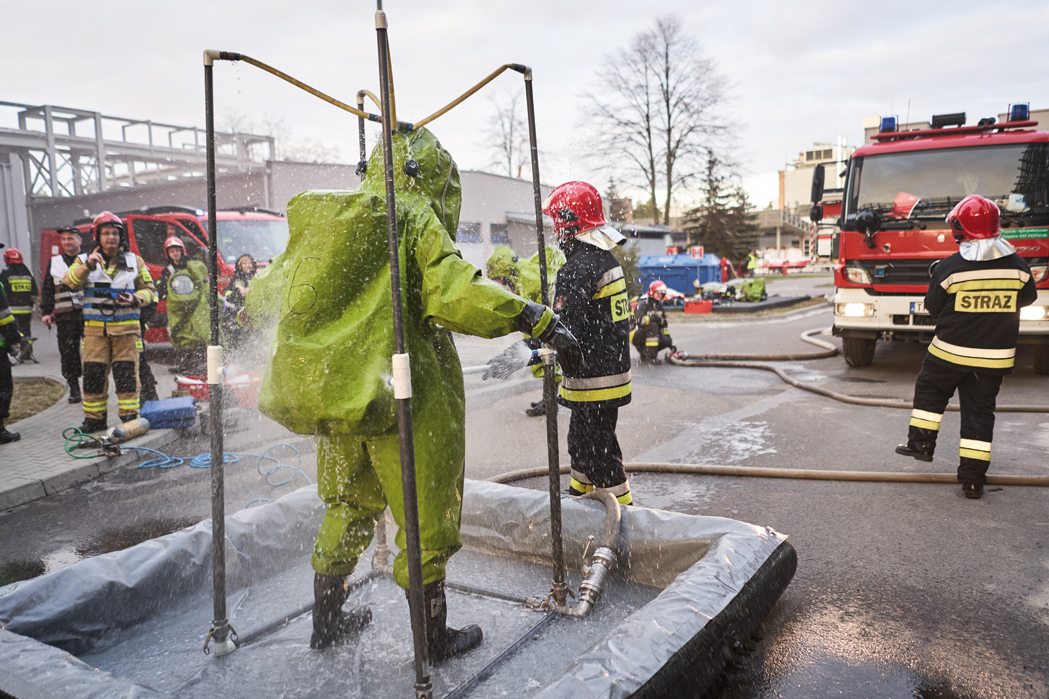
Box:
[55,312,83,382]
[566,404,631,503]
[0,356,11,423]
[906,357,1003,486]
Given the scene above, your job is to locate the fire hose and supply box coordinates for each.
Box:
[487,327,1049,488]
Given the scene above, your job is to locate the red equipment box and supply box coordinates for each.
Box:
[683,300,713,314]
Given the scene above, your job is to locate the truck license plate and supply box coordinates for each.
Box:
[910,302,924,314]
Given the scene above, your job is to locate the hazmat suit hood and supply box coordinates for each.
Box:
[253,127,527,436]
[486,246,520,288]
[359,127,463,242]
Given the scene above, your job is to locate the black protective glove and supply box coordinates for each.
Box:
[516,301,584,373]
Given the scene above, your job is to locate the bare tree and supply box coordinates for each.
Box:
[587,15,729,225]
[485,93,528,177]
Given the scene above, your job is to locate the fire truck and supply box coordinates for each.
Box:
[810,105,1049,374]
[40,206,288,344]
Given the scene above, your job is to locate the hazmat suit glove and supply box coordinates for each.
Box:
[515,300,584,374]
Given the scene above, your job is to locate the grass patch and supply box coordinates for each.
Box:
[10,377,66,423]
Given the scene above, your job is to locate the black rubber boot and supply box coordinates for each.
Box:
[417,580,482,663]
[0,423,20,444]
[525,401,546,417]
[67,380,82,404]
[310,572,372,650]
[77,418,108,434]
[895,426,937,462]
[962,483,984,499]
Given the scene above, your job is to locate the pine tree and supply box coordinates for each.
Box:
[684,152,733,257]
[684,153,758,261]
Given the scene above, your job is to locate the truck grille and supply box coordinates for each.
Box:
[892,314,936,327]
[856,259,935,285]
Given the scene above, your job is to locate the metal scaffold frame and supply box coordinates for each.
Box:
[0,100,273,199]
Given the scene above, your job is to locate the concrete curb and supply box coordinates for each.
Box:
[0,425,188,512]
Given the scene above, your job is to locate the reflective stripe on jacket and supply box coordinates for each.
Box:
[553,241,632,408]
[924,251,1037,375]
[46,255,84,314]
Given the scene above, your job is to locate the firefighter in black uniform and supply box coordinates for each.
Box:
[544,181,635,505]
[631,279,677,363]
[1,248,38,363]
[0,280,22,443]
[895,195,1037,499]
[41,226,85,402]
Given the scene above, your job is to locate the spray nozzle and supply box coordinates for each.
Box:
[403,159,420,178]
[355,159,368,176]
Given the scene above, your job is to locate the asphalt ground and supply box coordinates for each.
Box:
[3,274,1048,698]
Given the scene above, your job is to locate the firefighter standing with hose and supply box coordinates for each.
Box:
[543,181,635,505]
[40,227,85,402]
[62,213,156,433]
[895,195,1037,499]
[631,279,680,364]
[1,248,38,363]
[247,128,580,657]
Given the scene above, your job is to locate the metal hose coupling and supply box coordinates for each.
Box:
[568,547,616,617]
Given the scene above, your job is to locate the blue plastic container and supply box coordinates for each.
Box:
[638,253,721,295]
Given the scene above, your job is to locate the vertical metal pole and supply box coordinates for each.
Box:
[523,72,568,606]
[203,58,233,656]
[357,94,368,163]
[376,10,432,699]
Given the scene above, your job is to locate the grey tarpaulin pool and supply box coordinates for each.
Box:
[0,480,795,698]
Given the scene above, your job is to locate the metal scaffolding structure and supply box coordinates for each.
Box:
[0,100,273,200]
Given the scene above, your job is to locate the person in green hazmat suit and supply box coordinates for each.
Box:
[159,236,215,373]
[246,127,580,657]
[485,245,566,416]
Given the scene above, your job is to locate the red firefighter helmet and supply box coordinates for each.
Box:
[542,181,607,241]
[648,280,667,298]
[946,195,1000,242]
[164,236,186,253]
[3,248,24,265]
[92,211,125,239]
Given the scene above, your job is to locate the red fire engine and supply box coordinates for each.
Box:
[810,105,1049,374]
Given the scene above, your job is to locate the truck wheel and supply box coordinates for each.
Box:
[842,337,876,368]
[1034,345,1049,376]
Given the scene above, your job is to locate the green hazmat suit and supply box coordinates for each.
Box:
[254,127,538,587]
[166,260,216,349]
[484,244,564,302]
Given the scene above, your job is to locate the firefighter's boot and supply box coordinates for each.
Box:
[895,426,937,462]
[962,483,984,499]
[416,580,482,663]
[77,417,108,434]
[310,572,372,650]
[67,379,82,405]
[0,422,20,444]
[526,400,546,417]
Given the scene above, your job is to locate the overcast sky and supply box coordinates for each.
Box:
[2,0,1047,211]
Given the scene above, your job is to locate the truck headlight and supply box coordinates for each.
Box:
[844,266,872,285]
[1020,305,1047,321]
[836,302,874,318]
[1029,265,1048,283]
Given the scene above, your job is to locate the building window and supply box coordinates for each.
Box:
[490,224,509,244]
[457,222,481,243]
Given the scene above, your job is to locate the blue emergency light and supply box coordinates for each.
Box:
[1008,103,1030,122]
[879,116,897,133]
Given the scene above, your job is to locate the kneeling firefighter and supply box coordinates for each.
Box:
[249,127,580,655]
[630,279,676,363]
[895,195,1036,499]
